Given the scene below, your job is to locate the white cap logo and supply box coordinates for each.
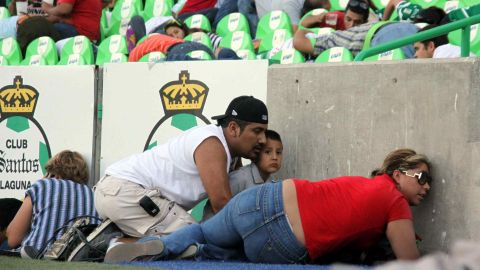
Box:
[262,115,267,120]
[232,110,238,116]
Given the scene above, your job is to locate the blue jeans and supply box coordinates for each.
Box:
[159,182,308,263]
[371,22,418,59]
[54,23,79,40]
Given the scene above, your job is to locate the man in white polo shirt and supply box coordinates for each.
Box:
[93,95,268,239]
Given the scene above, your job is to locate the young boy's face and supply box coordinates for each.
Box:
[256,139,283,175]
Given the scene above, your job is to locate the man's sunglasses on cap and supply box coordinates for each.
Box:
[347,0,369,11]
[401,170,433,185]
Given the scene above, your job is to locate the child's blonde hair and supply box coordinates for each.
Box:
[45,150,89,184]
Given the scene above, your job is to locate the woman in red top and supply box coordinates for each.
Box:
[105,148,432,264]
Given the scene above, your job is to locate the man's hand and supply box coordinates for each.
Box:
[301,13,327,28]
[194,137,232,213]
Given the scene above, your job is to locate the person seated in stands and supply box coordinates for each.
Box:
[300,0,370,30]
[128,18,240,61]
[6,150,99,259]
[104,148,432,264]
[256,0,331,32]
[413,25,475,58]
[293,0,418,58]
[202,129,284,221]
[0,199,22,250]
[40,0,102,41]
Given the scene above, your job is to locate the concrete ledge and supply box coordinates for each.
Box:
[267,58,480,252]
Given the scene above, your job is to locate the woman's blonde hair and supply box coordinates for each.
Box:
[45,150,89,184]
[371,148,431,177]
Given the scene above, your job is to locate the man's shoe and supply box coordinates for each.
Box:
[104,238,165,263]
[67,219,123,262]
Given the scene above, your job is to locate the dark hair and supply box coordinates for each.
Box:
[0,198,22,230]
[16,16,60,57]
[163,19,190,35]
[301,0,331,17]
[371,148,431,178]
[45,150,89,184]
[346,0,370,22]
[217,117,249,133]
[265,129,282,143]
[414,7,446,25]
[417,24,449,48]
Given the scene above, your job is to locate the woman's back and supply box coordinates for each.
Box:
[22,178,99,252]
[293,174,412,260]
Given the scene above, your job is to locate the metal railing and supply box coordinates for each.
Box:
[354,14,480,61]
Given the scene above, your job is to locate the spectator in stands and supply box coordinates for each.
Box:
[300,0,370,31]
[105,148,432,263]
[41,0,102,41]
[93,96,268,242]
[413,25,474,58]
[0,198,22,250]
[202,129,284,221]
[0,13,29,39]
[127,18,239,61]
[293,0,418,58]
[16,16,60,56]
[382,0,422,22]
[6,150,99,259]
[256,0,331,32]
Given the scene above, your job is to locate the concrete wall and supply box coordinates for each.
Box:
[267,58,480,253]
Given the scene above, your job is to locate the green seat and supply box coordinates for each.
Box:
[184,32,213,50]
[21,54,48,65]
[270,48,305,64]
[0,55,9,66]
[216,12,250,37]
[184,14,211,32]
[96,35,128,65]
[236,49,257,60]
[59,35,94,65]
[107,0,142,36]
[448,23,480,55]
[0,37,22,65]
[139,51,166,62]
[315,47,353,62]
[142,0,173,21]
[364,48,405,61]
[25,36,58,65]
[298,8,328,30]
[371,0,390,10]
[219,31,254,52]
[0,6,11,19]
[100,8,109,42]
[59,53,89,65]
[103,53,128,64]
[410,0,445,8]
[330,0,348,11]
[187,50,212,60]
[256,10,293,42]
[258,28,293,53]
[442,0,462,14]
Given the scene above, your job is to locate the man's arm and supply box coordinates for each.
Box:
[382,0,401,20]
[42,2,74,17]
[194,136,232,213]
[6,196,33,248]
[386,219,420,260]
[293,28,315,55]
[300,13,326,28]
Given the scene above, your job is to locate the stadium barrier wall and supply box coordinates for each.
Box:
[267,57,480,253]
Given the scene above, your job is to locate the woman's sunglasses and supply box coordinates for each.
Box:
[347,0,369,11]
[401,170,433,185]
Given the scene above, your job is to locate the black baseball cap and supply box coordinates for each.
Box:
[212,96,268,124]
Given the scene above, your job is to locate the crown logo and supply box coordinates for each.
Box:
[0,76,39,119]
[159,70,209,115]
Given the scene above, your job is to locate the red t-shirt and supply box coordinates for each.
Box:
[294,174,412,260]
[57,0,102,41]
[178,0,216,15]
[317,11,346,31]
[128,34,184,62]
